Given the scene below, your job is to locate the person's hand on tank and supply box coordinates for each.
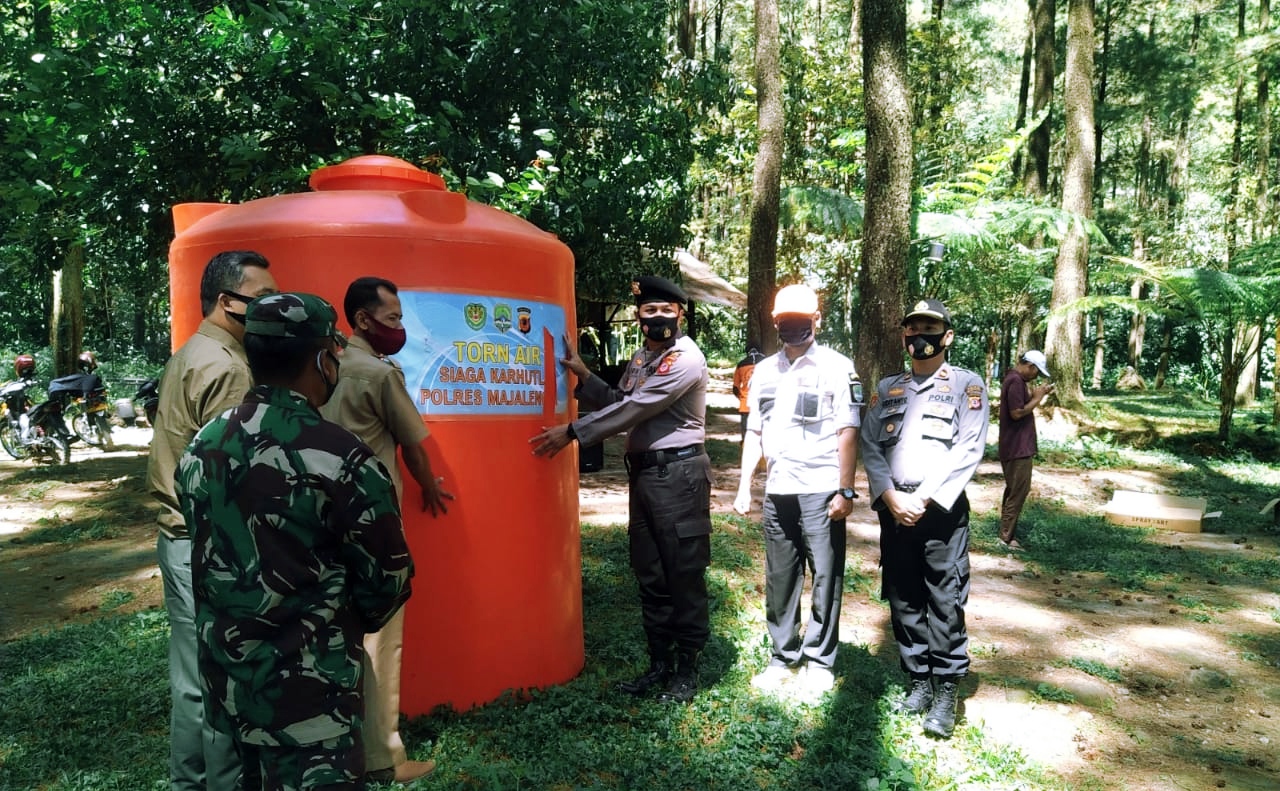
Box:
[421,476,455,516]
[530,424,574,458]
[559,333,590,381]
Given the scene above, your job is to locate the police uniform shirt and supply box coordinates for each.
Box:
[320,335,429,500]
[747,343,859,494]
[861,363,989,511]
[147,319,253,539]
[572,334,708,452]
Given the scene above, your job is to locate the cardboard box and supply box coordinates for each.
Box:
[1104,491,1207,533]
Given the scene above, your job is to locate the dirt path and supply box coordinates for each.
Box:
[2,413,1278,791]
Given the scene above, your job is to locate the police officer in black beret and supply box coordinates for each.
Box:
[531,275,711,703]
[860,298,989,738]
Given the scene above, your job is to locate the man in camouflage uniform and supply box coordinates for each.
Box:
[861,299,989,739]
[177,292,414,790]
[148,249,277,791]
[531,275,711,704]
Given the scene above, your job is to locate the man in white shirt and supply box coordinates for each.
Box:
[733,284,860,700]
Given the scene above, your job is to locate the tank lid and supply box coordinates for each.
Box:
[309,155,446,192]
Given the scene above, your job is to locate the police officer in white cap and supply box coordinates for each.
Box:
[860,298,988,738]
[531,275,711,704]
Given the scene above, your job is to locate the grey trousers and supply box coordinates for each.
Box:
[762,492,847,670]
[158,535,241,791]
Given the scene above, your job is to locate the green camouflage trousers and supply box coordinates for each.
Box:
[237,730,363,790]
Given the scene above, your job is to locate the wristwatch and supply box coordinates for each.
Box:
[838,487,857,500]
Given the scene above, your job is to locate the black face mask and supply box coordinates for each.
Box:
[777,318,814,347]
[641,315,678,342]
[316,350,341,404]
[904,331,947,360]
[222,290,257,325]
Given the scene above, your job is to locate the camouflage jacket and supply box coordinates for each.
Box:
[177,384,413,747]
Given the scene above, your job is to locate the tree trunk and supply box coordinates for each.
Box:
[1093,0,1112,194]
[50,241,86,377]
[1168,14,1201,221]
[1024,0,1056,196]
[1015,291,1036,353]
[849,0,862,55]
[926,0,947,128]
[1091,311,1105,389]
[1218,328,1239,440]
[746,0,783,354]
[1045,0,1096,408]
[1228,0,1246,260]
[1155,317,1173,389]
[1012,0,1034,180]
[858,0,913,388]
[677,0,697,58]
[1274,322,1280,424]
[1258,0,1272,234]
[1234,325,1260,405]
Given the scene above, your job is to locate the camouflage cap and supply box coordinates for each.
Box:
[244,292,348,347]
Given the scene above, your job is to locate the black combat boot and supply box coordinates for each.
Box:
[922,678,960,738]
[895,674,934,715]
[616,644,673,696]
[656,649,700,704]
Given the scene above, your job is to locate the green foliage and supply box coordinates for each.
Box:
[1066,658,1125,684]
[1033,684,1077,704]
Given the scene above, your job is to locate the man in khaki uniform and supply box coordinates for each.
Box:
[147,250,277,791]
[320,276,451,784]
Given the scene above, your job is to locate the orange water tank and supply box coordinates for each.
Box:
[169,154,583,714]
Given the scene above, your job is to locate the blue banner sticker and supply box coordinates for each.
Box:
[393,290,568,417]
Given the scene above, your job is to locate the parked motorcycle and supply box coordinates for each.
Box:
[52,351,115,449]
[0,355,72,464]
[133,377,159,427]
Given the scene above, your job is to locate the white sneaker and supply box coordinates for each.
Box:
[795,665,836,702]
[750,664,796,692]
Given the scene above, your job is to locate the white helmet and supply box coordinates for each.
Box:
[771,284,820,317]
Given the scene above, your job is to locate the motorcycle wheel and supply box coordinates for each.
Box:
[64,407,85,442]
[94,413,115,450]
[69,406,102,447]
[0,422,28,460]
[38,433,70,465]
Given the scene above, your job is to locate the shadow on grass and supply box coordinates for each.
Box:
[0,610,169,790]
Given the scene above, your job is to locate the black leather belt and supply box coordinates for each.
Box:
[625,444,704,471]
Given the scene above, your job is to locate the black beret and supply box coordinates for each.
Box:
[630,275,688,307]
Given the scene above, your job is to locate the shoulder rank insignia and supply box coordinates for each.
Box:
[966,383,983,410]
[656,351,681,375]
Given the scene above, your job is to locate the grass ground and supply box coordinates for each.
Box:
[1,390,1278,790]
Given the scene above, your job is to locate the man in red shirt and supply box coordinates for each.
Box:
[998,350,1054,550]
